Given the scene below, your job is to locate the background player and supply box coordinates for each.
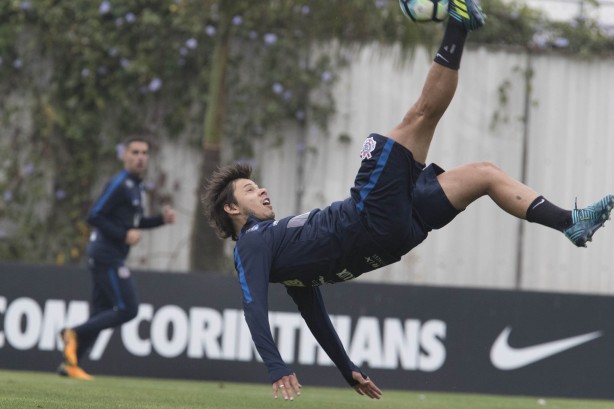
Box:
[58,137,176,379]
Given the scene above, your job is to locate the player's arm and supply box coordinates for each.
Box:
[86,175,128,241]
[286,286,382,399]
[138,215,164,229]
[139,205,176,229]
[235,239,301,400]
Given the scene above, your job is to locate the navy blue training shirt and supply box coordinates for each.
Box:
[87,170,163,262]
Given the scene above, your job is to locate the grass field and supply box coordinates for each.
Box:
[2,369,614,409]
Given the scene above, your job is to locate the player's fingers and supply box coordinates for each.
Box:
[366,378,381,391]
[372,385,382,397]
[289,378,301,396]
[364,378,382,399]
[367,386,381,399]
[362,385,376,399]
[273,383,285,399]
[291,382,301,396]
[277,381,291,401]
[354,379,379,399]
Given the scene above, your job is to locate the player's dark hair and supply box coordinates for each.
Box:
[124,136,151,148]
[202,163,253,241]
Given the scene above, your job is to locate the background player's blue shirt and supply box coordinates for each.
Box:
[86,170,163,263]
[234,197,397,385]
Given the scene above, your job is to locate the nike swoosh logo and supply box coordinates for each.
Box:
[531,198,545,210]
[436,53,449,63]
[490,326,602,370]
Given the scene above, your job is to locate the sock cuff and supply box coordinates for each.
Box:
[433,56,460,70]
[525,196,545,221]
[434,19,468,70]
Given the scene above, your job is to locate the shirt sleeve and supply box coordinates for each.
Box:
[286,286,364,386]
[138,215,164,229]
[86,174,128,242]
[235,236,293,383]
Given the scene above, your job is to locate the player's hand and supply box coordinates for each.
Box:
[272,373,301,401]
[351,371,382,399]
[162,205,176,224]
[125,229,141,245]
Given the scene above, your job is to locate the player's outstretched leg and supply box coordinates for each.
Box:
[563,195,614,247]
[448,0,486,31]
[389,0,483,163]
[437,162,614,248]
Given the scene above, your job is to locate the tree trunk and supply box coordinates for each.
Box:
[189,7,231,273]
[190,146,227,272]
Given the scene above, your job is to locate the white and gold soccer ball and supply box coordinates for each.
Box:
[400,0,449,23]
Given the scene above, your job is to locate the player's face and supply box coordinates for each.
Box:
[123,141,149,175]
[231,178,275,221]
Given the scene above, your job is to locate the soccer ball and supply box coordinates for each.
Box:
[400,0,449,23]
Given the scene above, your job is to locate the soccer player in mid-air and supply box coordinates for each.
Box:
[202,0,613,401]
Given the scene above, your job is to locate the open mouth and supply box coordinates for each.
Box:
[263,198,271,206]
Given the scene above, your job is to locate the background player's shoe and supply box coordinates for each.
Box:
[60,328,78,367]
[57,362,93,380]
[564,195,614,247]
[448,0,485,30]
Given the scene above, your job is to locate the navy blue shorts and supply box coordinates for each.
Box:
[350,133,460,259]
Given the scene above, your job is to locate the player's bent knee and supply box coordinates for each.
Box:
[477,161,501,173]
[470,161,504,184]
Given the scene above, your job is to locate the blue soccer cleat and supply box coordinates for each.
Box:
[564,195,614,247]
[448,0,486,30]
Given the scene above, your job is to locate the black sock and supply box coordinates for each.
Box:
[433,19,467,70]
[525,196,572,232]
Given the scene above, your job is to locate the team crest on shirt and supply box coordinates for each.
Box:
[360,137,376,159]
